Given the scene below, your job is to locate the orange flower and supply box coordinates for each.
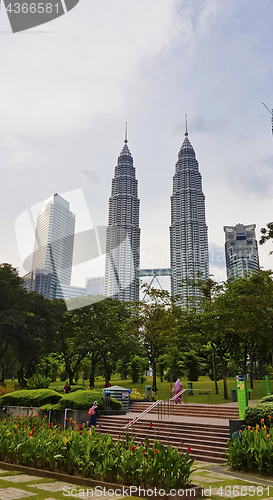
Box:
[239,430,242,433]
[69,418,73,422]
[65,417,68,421]
[267,434,270,439]
[268,415,272,420]
[263,425,267,430]
[248,426,251,430]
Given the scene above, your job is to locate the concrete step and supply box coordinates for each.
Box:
[129,402,239,419]
[97,421,229,442]
[96,415,229,464]
[98,416,230,434]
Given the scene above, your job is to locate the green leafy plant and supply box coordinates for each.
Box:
[0,389,62,407]
[27,374,50,390]
[0,416,195,491]
[227,420,273,475]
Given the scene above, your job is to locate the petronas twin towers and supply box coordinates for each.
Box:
[104,123,209,303]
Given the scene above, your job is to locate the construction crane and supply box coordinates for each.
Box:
[262,102,273,136]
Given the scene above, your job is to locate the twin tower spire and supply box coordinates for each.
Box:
[104,121,209,302]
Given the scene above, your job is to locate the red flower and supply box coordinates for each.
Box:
[149,423,153,428]
[80,431,82,435]
[187,446,191,452]
[28,433,32,436]
[155,449,158,454]
[32,429,35,434]
[131,446,136,451]
[181,440,184,444]
[119,435,122,439]
[17,418,20,422]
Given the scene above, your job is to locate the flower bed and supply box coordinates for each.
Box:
[227,418,273,475]
[0,415,195,492]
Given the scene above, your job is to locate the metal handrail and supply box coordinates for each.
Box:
[123,388,187,429]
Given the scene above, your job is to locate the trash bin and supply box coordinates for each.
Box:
[229,420,245,440]
[103,390,111,410]
[188,382,193,395]
[102,385,130,411]
[145,386,151,398]
[231,389,237,402]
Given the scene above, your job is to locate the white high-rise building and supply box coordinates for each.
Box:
[104,130,140,302]
[86,276,104,296]
[170,123,209,302]
[224,223,259,279]
[30,193,75,297]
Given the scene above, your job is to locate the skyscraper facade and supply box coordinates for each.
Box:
[170,125,209,302]
[104,131,140,302]
[30,193,75,298]
[224,223,259,279]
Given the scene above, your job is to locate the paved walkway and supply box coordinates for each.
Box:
[0,462,273,500]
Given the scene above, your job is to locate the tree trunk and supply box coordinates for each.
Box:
[271,326,273,368]
[249,351,255,390]
[89,368,95,388]
[219,345,229,399]
[212,346,219,394]
[243,344,247,376]
[152,350,157,392]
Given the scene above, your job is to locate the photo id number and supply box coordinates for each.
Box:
[5,3,59,14]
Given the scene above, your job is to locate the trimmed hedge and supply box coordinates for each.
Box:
[0,388,122,412]
[56,390,122,411]
[260,394,273,404]
[52,385,86,394]
[57,391,105,410]
[244,402,273,427]
[0,389,62,407]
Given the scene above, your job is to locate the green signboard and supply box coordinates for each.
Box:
[265,375,271,396]
[236,375,248,420]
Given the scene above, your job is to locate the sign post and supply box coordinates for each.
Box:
[236,375,248,420]
[265,375,271,396]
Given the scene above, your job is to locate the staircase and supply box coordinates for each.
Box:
[129,401,239,420]
[97,414,230,464]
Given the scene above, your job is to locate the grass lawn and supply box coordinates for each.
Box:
[49,375,271,404]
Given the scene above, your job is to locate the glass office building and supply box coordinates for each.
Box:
[170,128,209,302]
[104,133,140,302]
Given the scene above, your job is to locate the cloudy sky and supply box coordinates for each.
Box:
[1,0,273,288]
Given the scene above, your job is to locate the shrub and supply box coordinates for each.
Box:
[244,402,273,427]
[27,374,50,390]
[110,397,122,410]
[0,389,62,407]
[52,384,86,394]
[56,390,122,411]
[260,395,273,404]
[56,390,104,410]
[70,385,86,393]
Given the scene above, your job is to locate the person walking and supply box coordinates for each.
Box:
[88,401,98,427]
